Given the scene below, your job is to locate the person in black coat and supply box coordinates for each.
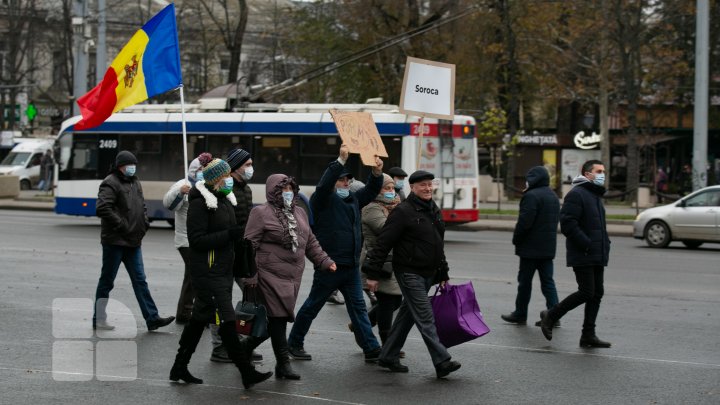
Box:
[501,166,560,326]
[540,159,612,348]
[169,158,272,389]
[93,150,174,331]
[363,170,461,379]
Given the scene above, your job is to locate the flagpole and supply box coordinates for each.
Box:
[179,85,189,183]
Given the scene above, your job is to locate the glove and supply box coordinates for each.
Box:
[228,225,243,240]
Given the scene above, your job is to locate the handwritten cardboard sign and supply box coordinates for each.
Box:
[399,57,455,120]
[330,110,388,166]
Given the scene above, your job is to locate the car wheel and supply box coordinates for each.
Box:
[645,220,671,248]
[20,179,31,190]
[682,241,703,249]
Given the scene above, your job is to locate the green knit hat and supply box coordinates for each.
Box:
[202,158,231,185]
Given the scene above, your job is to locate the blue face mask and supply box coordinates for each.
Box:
[195,171,204,182]
[383,191,396,199]
[124,165,136,177]
[592,173,606,187]
[219,177,233,195]
[336,188,350,199]
[282,191,294,204]
[395,179,405,189]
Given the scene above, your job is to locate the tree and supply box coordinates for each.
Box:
[198,0,248,84]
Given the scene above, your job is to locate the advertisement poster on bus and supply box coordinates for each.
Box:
[418,137,476,179]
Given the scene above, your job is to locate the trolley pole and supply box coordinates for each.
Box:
[692,0,709,191]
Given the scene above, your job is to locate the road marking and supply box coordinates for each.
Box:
[0,366,367,405]
[314,328,720,369]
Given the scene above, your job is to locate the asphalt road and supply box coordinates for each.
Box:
[0,210,718,405]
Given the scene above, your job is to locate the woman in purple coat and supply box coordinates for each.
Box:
[244,174,336,380]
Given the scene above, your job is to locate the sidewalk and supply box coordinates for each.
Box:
[0,193,635,236]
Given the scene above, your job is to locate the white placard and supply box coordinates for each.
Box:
[399,57,455,120]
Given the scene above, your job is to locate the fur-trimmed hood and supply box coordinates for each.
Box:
[194,180,237,209]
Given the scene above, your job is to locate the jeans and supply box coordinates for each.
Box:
[380,272,450,366]
[94,244,159,323]
[513,258,559,319]
[548,265,604,335]
[288,264,380,353]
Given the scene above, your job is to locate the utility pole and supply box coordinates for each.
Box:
[692,0,709,190]
[97,0,107,82]
[72,0,89,116]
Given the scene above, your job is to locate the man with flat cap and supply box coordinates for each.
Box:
[363,170,461,379]
[387,167,408,201]
[288,144,384,362]
[93,150,175,331]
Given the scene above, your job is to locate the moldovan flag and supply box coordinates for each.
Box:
[74,4,182,130]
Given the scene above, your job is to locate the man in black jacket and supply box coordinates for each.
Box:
[502,166,560,326]
[93,151,174,331]
[540,160,612,348]
[363,170,461,379]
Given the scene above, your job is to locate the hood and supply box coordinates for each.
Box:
[571,174,606,195]
[571,174,591,186]
[266,174,299,208]
[526,166,549,189]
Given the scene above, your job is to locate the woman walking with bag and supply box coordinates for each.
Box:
[169,158,272,389]
[244,174,336,380]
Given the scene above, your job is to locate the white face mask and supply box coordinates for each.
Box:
[242,166,254,181]
[592,173,606,187]
[282,191,294,204]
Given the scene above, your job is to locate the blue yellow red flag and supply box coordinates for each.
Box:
[75,3,182,130]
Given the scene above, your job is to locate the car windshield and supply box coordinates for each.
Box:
[0,152,30,166]
[684,190,720,207]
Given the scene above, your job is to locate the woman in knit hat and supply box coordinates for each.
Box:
[169,158,273,389]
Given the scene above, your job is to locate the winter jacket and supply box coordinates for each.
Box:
[360,200,401,295]
[560,176,611,267]
[244,174,334,319]
[232,179,253,231]
[163,177,192,248]
[186,181,238,281]
[512,166,560,259]
[310,160,383,267]
[363,193,449,282]
[96,170,149,247]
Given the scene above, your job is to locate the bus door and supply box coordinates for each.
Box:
[438,120,455,210]
[97,135,119,176]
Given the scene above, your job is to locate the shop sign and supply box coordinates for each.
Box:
[574,131,602,149]
[517,133,558,146]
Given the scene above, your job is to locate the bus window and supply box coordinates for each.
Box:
[69,133,99,180]
[160,133,187,181]
[119,134,161,179]
[300,136,338,184]
[253,136,297,183]
[206,135,253,161]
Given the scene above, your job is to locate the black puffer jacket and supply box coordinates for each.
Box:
[363,193,449,282]
[186,181,238,279]
[512,166,560,259]
[560,176,611,267]
[96,169,149,247]
[232,179,253,231]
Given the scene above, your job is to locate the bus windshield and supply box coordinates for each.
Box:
[1,152,30,166]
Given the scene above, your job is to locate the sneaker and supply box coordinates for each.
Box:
[435,359,461,378]
[147,316,175,331]
[326,290,345,305]
[378,359,409,373]
[534,319,561,328]
[579,335,612,348]
[93,320,115,330]
[288,346,312,360]
[364,347,382,363]
[210,346,233,363]
[500,313,527,325]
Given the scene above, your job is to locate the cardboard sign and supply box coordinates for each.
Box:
[330,110,388,166]
[399,57,455,120]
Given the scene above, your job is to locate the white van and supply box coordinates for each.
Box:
[0,139,55,190]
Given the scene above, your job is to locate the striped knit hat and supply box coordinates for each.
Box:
[226,148,251,171]
[202,158,231,185]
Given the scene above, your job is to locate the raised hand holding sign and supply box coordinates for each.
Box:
[330,110,388,166]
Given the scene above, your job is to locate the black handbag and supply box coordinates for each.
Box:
[234,287,268,338]
[233,238,257,278]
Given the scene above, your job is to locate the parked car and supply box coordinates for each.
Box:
[0,139,54,190]
[633,185,720,248]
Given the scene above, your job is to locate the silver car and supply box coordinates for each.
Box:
[633,185,720,248]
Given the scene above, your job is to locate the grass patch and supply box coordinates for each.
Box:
[479,209,636,221]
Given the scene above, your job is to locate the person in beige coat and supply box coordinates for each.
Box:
[244,174,336,380]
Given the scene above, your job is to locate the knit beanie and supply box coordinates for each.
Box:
[226,148,251,171]
[382,173,394,188]
[115,150,138,167]
[188,152,213,180]
[202,158,231,185]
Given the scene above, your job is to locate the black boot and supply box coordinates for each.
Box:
[169,319,205,384]
[218,321,272,389]
[580,334,612,348]
[269,318,300,380]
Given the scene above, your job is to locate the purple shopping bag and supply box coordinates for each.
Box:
[430,281,490,347]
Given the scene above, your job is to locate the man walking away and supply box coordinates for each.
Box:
[540,160,612,348]
[93,150,174,331]
[501,166,560,327]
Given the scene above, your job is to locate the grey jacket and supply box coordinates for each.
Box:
[360,201,401,295]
